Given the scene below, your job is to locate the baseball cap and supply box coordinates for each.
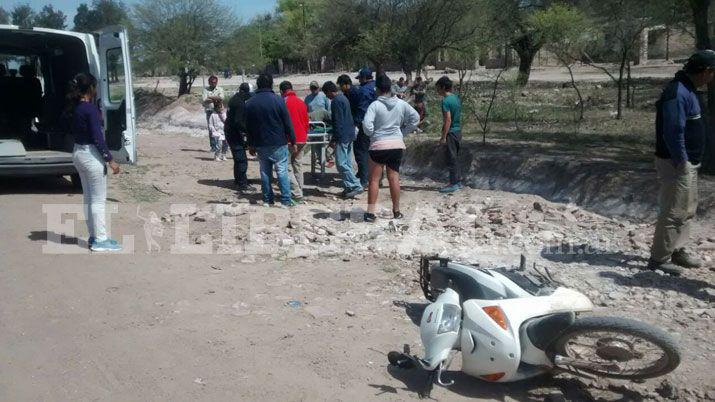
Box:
[685,49,715,72]
[309,80,320,89]
[355,67,373,79]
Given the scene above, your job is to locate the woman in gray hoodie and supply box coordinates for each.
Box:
[362,74,420,222]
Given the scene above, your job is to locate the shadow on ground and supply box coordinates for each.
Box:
[540,243,648,269]
[600,270,714,302]
[28,230,87,247]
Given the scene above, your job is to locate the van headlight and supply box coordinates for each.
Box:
[437,304,461,334]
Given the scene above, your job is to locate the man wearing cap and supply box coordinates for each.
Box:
[305,80,331,113]
[202,75,225,153]
[353,67,377,187]
[648,50,715,275]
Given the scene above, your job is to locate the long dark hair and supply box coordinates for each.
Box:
[64,72,97,118]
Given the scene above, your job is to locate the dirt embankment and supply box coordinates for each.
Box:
[404,138,715,221]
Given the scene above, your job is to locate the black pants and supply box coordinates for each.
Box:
[353,127,370,187]
[445,131,462,184]
[228,142,249,186]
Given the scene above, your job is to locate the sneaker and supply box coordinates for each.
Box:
[671,248,702,268]
[280,199,298,208]
[439,183,464,194]
[646,259,683,276]
[364,213,377,223]
[91,239,122,252]
[88,237,118,248]
[262,201,275,207]
[393,211,404,219]
[237,184,256,193]
[214,156,221,161]
[344,188,363,199]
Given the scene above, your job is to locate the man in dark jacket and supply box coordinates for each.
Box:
[226,83,254,191]
[245,74,297,207]
[648,50,715,275]
[337,69,376,188]
[322,81,362,198]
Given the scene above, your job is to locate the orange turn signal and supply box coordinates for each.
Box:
[482,306,508,330]
[481,372,505,381]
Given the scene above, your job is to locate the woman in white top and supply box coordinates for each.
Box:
[362,74,420,223]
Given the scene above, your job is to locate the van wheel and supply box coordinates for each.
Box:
[70,174,82,190]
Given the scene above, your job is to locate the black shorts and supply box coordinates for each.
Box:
[369,149,404,172]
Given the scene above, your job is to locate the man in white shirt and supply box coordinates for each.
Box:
[202,75,224,152]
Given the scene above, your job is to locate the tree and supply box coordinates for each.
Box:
[531,4,595,121]
[318,0,477,79]
[34,5,67,29]
[133,0,235,95]
[0,7,10,24]
[73,0,129,32]
[477,0,558,87]
[581,0,672,119]
[11,4,35,29]
[217,23,270,75]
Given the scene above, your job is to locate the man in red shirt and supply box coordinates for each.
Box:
[279,81,310,201]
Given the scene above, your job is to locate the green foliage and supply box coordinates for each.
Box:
[11,4,35,29]
[73,0,129,32]
[34,5,67,30]
[133,0,234,75]
[218,23,269,73]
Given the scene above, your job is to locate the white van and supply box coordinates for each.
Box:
[0,25,136,186]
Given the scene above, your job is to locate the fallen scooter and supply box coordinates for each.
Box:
[388,256,681,397]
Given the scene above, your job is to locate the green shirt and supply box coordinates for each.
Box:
[442,93,461,133]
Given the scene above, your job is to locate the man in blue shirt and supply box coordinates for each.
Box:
[305,80,331,113]
[245,74,298,207]
[322,81,363,198]
[340,68,376,187]
[648,50,715,275]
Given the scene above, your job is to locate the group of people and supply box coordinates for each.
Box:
[201,68,465,221]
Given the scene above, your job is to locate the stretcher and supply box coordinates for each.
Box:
[306,121,331,175]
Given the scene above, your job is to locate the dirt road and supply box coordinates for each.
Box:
[1,131,713,401]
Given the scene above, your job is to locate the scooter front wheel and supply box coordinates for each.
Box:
[549,316,681,380]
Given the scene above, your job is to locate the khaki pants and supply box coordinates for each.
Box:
[289,144,305,199]
[650,158,699,262]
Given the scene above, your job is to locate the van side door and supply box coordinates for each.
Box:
[97,26,136,164]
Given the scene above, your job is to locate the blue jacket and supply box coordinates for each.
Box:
[355,80,377,125]
[655,71,706,164]
[245,88,296,147]
[330,93,355,143]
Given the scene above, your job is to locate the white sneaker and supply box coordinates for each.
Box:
[214,156,221,161]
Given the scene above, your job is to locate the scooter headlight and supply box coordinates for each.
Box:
[437,304,461,334]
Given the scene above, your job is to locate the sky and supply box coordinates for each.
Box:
[11,0,278,27]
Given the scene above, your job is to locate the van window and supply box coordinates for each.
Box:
[106,48,125,104]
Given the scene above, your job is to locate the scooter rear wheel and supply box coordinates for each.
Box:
[549,316,681,380]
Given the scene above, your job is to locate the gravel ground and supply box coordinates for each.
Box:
[1,83,713,400]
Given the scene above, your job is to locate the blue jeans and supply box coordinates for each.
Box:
[335,142,362,192]
[256,145,291,205]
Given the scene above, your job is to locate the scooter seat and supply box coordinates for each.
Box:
[525,312,575,350]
